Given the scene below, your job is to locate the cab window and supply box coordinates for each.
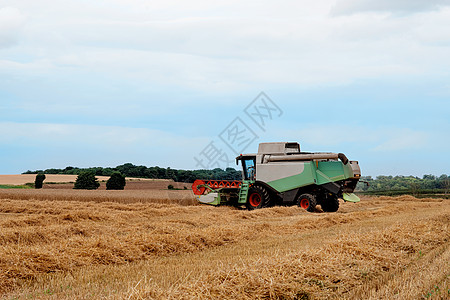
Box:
[242,158,256,180]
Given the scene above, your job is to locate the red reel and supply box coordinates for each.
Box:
[192,179,242,195]
[191,179,206,195]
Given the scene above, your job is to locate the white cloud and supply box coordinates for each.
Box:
[371,129,430,152]
[331,0,450,16]
[0,122,212,169]
[0,1,448,176]
[0,0,449,95]
[0,6,26,48]
[413,7,450,46]
[267,125,436,152]
[0,122,204,147]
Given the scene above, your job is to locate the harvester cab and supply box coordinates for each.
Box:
[238,155,256,181]
[192,142,361,212]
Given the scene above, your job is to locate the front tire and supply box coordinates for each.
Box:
[297,193,317,212]
[246,185,270,210]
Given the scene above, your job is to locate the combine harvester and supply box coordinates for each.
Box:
[192,142,361,212]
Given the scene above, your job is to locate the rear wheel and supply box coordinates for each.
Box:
[321,194,339,212]
[246,185,270,210]
[297,193,317,212]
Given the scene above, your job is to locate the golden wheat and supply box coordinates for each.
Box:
[0,189,196,205]
[0,195,448,299]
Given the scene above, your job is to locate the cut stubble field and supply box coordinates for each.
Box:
[0,189,448,299]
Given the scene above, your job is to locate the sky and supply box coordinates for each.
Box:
[0,0,449,177]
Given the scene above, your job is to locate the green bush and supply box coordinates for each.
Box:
[74,171,100,190]
[106,172,126,190]
[34,174,46,189]
[168,184,174,190]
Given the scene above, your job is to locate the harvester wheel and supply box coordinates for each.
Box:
[297,194,317,212]
[321,194,339,212]
[246,185,270,210]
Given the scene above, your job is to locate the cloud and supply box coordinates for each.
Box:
[268,125,434,152]
[331,0,450,16]
[371,129,430,152]
[0,1,449,176]
[0,7,26,48]
[0,122,205,148]
[1,0,449,95]
[0,121,260,172]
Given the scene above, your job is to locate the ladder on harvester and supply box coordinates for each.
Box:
[238,181,250,204]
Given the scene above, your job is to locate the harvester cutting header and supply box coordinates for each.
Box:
[192,142,361,212]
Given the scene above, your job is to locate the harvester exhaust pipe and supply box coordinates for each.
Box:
[337,153,349,165]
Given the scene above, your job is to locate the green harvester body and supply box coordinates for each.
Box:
[192,142,361,212]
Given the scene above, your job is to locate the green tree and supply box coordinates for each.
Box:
[409,181,420,197]
[34,173,46,189]
[441,175,450,196]
[74,171,100,190]
[106,172,126,190]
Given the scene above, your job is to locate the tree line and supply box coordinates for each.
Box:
[23,164,449,195]
[356,174,450,196]
[23,163,242,183]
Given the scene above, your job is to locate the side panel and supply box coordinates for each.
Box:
[263,162,315,193]
[316,161,346,184]
[256,162,305,183]
[256,159,355,194]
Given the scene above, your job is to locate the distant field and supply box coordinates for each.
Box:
[0,194,448,299]
[0,174,170,186]
[0,174,106,185]
[42,179,191,190]
[0,175,192,191]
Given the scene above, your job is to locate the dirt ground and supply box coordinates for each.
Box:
[0,192,448,299]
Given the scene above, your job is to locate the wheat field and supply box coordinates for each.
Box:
[0,189,196,205]
[0,191,448,299]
